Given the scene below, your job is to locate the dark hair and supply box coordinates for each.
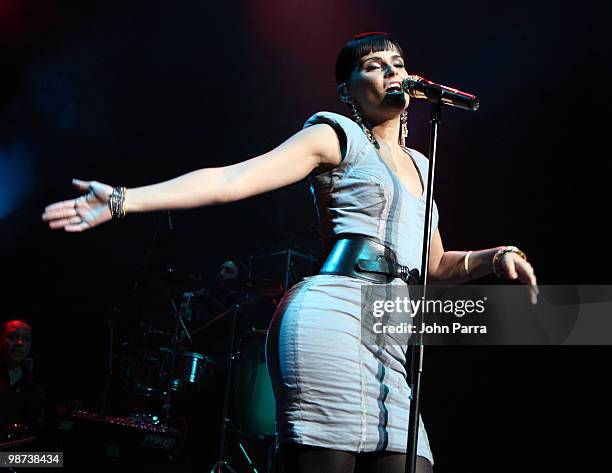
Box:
[335,32,404,85]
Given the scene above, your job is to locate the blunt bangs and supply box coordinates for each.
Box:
[335,33,404,85]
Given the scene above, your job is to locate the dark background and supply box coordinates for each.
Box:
[1,0,610,471]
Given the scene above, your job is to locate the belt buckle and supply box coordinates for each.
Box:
[407,268,420,285]
[398,265,420,285]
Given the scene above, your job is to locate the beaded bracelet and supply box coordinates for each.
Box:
[492,246,527,278]
[108,186,127,220]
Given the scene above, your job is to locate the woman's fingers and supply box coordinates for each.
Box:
[515,259,537,286]
[42,205,78,222]
[48,216,81,230]
[64,221,92,232]
[44,199,76,213]
[529,285,539,305]
[72,178,91,192]
[511,256,539,305]
[42,179,113,232]
[524,265,539,305]
[500,254,518,279]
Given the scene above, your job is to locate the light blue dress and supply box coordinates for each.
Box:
[266,112,439,464]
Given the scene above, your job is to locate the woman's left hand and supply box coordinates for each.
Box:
[497,252,539,304]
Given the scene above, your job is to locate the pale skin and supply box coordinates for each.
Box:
[42,48,538,303]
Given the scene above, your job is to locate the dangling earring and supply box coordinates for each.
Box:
[400,111,408,148]
[350,101,379,149]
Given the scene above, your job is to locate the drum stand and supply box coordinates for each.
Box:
[161,294,194,424]
[209,301,261,473]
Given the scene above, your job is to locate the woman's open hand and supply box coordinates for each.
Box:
[496,252,539,304]
[42,179,113,232]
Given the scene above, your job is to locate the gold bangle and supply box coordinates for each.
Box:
[492,246,527,278]
[464,251,473,280]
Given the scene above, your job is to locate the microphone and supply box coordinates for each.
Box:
[402,75,479,111]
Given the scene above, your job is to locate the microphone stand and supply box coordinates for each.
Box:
[405,94,442,473]
[403,78,479,471]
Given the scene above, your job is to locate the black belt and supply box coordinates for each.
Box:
[319,234,420,284]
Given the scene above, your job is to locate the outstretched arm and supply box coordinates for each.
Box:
[126,123,342,212]
[42,123,342,231]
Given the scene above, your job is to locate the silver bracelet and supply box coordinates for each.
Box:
[108,186,127,220]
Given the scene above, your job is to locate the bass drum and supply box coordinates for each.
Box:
[231,330,276,438]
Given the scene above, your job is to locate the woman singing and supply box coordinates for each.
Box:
[42,33,538,473]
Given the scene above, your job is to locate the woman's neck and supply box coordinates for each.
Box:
[370,117,402,151]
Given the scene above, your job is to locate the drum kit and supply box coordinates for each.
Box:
[108,248,316,473]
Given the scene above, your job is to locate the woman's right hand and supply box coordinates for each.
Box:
[42,179,114,232]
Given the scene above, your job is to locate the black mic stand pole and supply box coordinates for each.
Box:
[405,93,442,473]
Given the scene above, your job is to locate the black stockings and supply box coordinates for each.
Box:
[280,443,433,473]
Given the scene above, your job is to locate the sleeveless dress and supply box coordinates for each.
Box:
[265,111,439,464]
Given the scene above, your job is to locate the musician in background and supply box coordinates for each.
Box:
[218,260,240,283]
[0,319,46,440]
